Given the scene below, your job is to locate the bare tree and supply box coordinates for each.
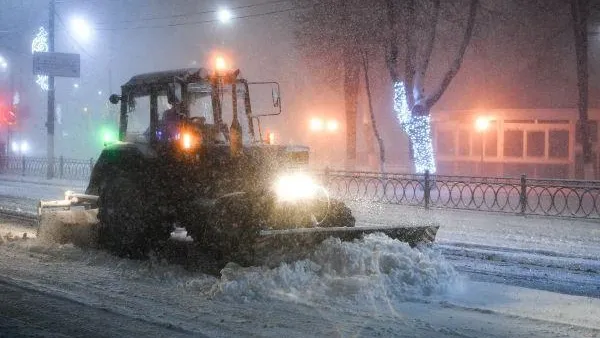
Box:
[570,0,594,178]
[360,49,386,172]
[385,0,479,173]
[293,0,386,169]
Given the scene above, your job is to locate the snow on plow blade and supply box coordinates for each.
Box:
[37,192,99,247]
[251,224,439,266]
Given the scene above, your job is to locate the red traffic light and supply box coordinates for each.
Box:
[0,107,16,125]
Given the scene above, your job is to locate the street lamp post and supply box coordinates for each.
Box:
[475,116,490,176]
[46,0,56,179]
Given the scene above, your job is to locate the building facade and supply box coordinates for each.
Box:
[432,109,600,179]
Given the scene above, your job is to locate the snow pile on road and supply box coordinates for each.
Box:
[211,233,459,304]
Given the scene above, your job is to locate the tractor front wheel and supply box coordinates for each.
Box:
[97,177,171,259]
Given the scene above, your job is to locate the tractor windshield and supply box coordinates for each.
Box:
[123,80,254,144]
[188,81,253,143]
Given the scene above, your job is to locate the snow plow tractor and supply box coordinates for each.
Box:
[38,67,439,266]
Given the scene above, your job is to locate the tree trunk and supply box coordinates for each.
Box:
[343,51,360,170]
[571,0,594,179]
[385,0,478,173]
[361,51,386,172]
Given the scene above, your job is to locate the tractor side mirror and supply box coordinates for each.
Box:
[109,94,121,104]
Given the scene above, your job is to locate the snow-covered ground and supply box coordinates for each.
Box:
[1,223,599,337]
[0,176,599,336]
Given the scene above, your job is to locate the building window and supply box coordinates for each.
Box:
[504,130,524,158]
[458,130,470,156]
[527,131,545,157]
[436,130,455,156]
[549,130,569,158]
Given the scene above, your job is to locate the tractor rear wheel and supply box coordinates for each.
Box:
[97,177,171,259]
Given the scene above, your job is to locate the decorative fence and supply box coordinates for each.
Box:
[0,156,94,180]
[321,170,600,219]
[0,155,598,219]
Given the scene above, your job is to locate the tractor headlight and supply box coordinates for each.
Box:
[273,172,320,202]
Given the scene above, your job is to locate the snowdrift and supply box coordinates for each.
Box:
[211,233,458,303]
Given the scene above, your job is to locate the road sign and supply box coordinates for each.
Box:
[33,52,80,78]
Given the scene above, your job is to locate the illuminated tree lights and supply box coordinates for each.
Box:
[393,81,437,174]
[32,27,49,91]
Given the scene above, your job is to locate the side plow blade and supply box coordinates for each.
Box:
[37,192,99,247]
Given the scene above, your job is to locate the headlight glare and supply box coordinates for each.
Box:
[274,173,319,202]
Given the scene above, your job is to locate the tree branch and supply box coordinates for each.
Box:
[415,0,440,100]
[425,0,479,109]
[385,0,400,82]
[361,48,386,171]
[404,0,416,107]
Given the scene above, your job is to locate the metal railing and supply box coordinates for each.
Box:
[0,156,94,180]
[0,155,598,219]
[320,170,600,219]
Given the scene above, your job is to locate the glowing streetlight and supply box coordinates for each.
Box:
[11,141,29,155]
[0,55,7,71]
[70,17,92,41]
[217,8,232,23]
[73,83,79,89]
[310,118,324,132]
[475,116,490,132]
[326,120,339,132]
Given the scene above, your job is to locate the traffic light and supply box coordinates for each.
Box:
[0,99,16,125]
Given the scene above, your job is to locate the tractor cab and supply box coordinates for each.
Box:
[109,68,280,157]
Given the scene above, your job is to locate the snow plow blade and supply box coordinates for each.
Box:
[251,224,439,266]
[258,224,438,247]
[37,192,99,247]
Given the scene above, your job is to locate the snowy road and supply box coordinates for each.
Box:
[0,177,600,336]
[1,220,599,337]
[0,278,197,338]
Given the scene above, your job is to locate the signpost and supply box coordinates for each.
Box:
[33,52,80,78]
[33,0,81,178]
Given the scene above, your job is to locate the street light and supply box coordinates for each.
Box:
[326,120,339,132]
[310,118,340,133]
[0,55,7,71]
[70,16,92,41]
[475,116,490,175]
[310,118,324,132]
[217,8,232,23]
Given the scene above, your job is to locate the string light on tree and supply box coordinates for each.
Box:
[393,81,436,174]
[31,26,49,91]
[393,81,410,126]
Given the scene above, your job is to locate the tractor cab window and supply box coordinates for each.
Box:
[125,93,171,144]
[188,82,251,143]
[188,83,214,125]
[216,84,252,143]
[126,96,151,143]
